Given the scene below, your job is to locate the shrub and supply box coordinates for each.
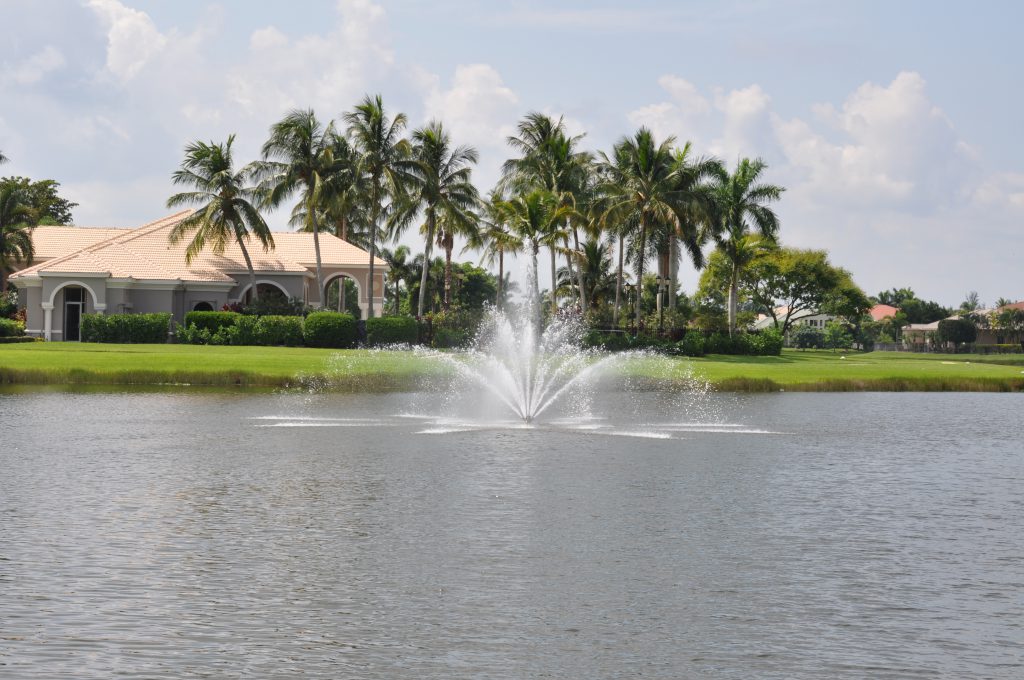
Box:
[0,317,25,337]
[0,336,38,343]
[792,325,825,350]
[823,321,854,351]
[749,327,784,356]
[937,318,977,348]
[676,331,706,357]
[366,316,419,346]
[176,323,212,345]
[432,326,470,349]
[81,313,170,343]
[303,312,357,348]
[1,290,18,319]
[184,311,241,334]
[254,315,304,346]
[242,296,308,317]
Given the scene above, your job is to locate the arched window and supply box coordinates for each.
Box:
[193,301,214,312]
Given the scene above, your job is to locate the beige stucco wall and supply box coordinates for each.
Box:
[228,273,306,304]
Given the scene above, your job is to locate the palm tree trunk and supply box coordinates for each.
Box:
[550,245,558,315]
[530,242,540,312]
[613,234,623,326]
[635,218,647,329]
[444,239,453,312]
[367,189,379,319]
[238,239,259,303]
[572,223,586,309]
[563,236,577,311]
[668,234,677,310]
[1,268,8,295]
[497,249,504,310]
[309,195,324,308]
[728,264,739,337]
[417,209,435,318]
[338,278,345,313]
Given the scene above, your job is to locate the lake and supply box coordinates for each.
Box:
[1,389,1021,678]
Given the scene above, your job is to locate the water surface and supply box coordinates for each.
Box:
[1,390,1021,678]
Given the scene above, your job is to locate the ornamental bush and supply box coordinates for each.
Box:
[0,317,25,337]
[183,311,241,334]
[81,313,170,343]
[749,327,784,356]
[303,312,357,348]
[254,315,304,346]
[676,331,706,357]
[365,316,419,346]
[792,325,825,350]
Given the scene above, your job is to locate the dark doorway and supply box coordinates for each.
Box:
[64,286,85,341]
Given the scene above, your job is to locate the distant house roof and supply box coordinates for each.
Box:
[869,304,900,321]
[11,211,386,284]
[999,301,1024,311]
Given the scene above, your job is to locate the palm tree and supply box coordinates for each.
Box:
[399,121,479,317]
[344,94,411,318]
[712,158,783,335]
[166,135,273,302]
[470,191,523,310]
[0,183,34,293]
[380,244,412,314]
[598,128,713,329]
[259,109,336,307]
[432,209,480,310]
[500,113,592,309]
[0,150,8,165]
[559,237,616,310]
[496,190,573,310]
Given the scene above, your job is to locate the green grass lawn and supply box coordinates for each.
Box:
[1,343,1022,391]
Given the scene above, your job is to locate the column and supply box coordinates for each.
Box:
[42,302,53,341]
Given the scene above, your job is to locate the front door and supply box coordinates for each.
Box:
[64,287,84,341]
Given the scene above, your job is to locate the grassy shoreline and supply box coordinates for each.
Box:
[1,343,1023,392]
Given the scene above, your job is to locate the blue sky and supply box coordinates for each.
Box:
[2,0,1022,305]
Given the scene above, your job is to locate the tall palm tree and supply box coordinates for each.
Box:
[597,128,713,328]
[399,121,479,317]
[0,183,34,293]
[166,135,273,302]
[432,209,480,310]
[713,158,783,335]
[500,113,592,309]
[259,109,336,307]
[380,244,412,315]
[470,191,524,310]
[496,190,573,310]
[345,94,411,318]
[0,150,8,165]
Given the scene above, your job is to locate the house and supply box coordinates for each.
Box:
[752,307,837,345]
[9,211,387,341]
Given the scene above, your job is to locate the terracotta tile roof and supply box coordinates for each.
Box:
[29,226,133,261]
[869,304,900,321]
[12,211,386,283]
[999,301,1024,311]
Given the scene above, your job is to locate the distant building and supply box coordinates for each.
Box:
[868,303,900,321]
[9,211,386,341]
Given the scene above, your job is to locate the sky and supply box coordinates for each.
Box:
[2,0,1022,307]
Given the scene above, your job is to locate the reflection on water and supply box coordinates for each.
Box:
[1,390,1022,679]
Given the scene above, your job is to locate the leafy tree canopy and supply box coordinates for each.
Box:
[698,246,870,335]
[0,176,77,225]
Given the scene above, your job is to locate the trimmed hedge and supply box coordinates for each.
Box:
[582,328,782,357]
[254,315,304,346]
[0,336,38,344]
[81,313,171,343]
[366,316,419,346]
[184,311,241,334]
[303,312,357,348]
[0,318,25,338]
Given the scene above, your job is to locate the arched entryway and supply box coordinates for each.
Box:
[46,281,102,342]
[238,281,291,305]
[192,301,215,312]
[323,273,362,318]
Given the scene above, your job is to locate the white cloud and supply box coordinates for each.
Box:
[87,0,168,81]
[711,84,772,160]
[5,46,66,85]
[774,71,970,211]
[627,75,711,144]
[422,63,520,151]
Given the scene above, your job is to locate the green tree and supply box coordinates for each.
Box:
[345,94,411,318]
[597,128,711,328]
[166,135,273,302]
[0,183,35,292]
[259,109,337,306]
[936,318,977,349]
[700,246,869,336]
[470,191,523,310]
[711,158,783,336]
[0,177,77,225]
[496,190,573,309]
[380,245,413,315]
[400,121,479,316]
[823,320,853,352]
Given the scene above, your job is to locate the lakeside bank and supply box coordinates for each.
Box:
[1,344,1023,392]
